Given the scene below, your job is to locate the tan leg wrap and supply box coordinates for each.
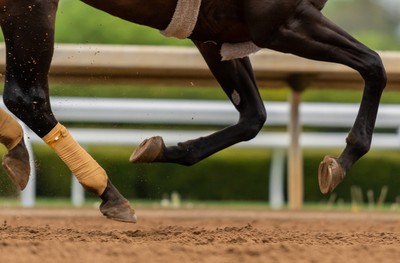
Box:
[0,108,23,150]
[43,123,108,195]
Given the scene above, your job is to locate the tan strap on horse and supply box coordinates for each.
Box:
[161,0,201,39]
[161,0,261,60]
[43,123,108,195]
[0,108,23,150]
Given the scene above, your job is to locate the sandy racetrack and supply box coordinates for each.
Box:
[0,206,400,263]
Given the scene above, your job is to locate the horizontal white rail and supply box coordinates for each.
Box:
[7,96,400,150]
[40,96,400,128]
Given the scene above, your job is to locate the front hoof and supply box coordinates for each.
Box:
[2,139,30,190]
[100,200,137,223]
[318,156,345,194]
[129,136,165,163]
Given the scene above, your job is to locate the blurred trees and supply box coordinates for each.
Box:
[323,0,400,50]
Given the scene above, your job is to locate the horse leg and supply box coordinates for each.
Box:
[245,0,386,193]
[0,107,30,190]
[131,40,266,166]
[0,0,135,222]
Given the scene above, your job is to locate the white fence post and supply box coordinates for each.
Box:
[71,175,85,207]
[269,148,285,209]
[70,145,86,207]
[20,124,36,207]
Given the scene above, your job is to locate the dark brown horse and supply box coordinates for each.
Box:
[0,0,387,223]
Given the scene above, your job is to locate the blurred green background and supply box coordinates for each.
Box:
[1,0,400,207]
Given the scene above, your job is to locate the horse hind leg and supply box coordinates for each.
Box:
[246,1,386,193]
[131,40,266,166]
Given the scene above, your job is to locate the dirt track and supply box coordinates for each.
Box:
[0,206,400,263]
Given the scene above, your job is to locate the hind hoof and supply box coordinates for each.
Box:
[318,155,345,194]
[129,136,165,163]
[2,139,30,190]
[100,200,137,223]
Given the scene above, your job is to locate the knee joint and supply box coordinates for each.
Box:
[239,111,266,141]
[363,52,387,89]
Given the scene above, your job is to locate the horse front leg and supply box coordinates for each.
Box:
[0,0,135,222]
[131,41,266,166]
[0,107,30,190]
[245,0,386,193]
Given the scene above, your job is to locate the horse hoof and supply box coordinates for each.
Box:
[318,155,345,194]
[100,200,137,223]
[129,136,165,163]
[1,140,30,190]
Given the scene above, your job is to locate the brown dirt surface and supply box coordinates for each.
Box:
[0,206,400,263]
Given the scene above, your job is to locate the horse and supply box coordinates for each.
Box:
[0,0,387,223]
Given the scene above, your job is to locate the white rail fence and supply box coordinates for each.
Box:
[3,97,400,208]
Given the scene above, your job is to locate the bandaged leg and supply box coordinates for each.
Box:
[43,123,136,222]
[0,108,23,150]
[43,123,108,195]
[0,108,30,190]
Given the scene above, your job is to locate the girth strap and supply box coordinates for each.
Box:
[161,0,201,39]
[160,0,261,60]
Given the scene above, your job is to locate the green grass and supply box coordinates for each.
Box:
[0,198,271,209]
[0,81,396,104]
[1,197,398,213]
